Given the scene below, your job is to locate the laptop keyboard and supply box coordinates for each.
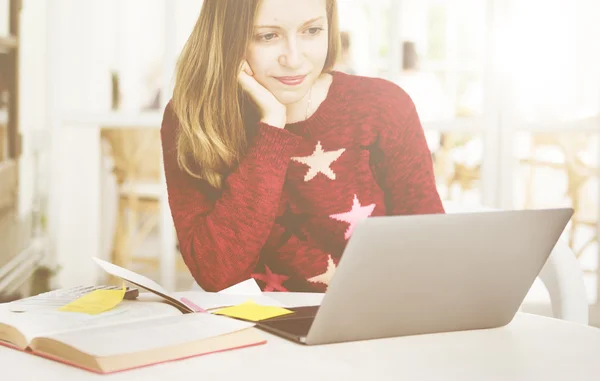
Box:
[258,305,320,338]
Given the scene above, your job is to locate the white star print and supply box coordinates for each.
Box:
[330,194,376,240]
[291,141,346,182]
[308,255,337,285]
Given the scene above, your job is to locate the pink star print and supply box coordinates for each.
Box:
[251,266,289,292]
[308,255,337,285]
[329,194,376,240]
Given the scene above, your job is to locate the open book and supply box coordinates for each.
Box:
[0,299,265,374]
[0,258,268,374]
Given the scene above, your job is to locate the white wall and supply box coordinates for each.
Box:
[41,0,201,288]
[18,0,49,221]
[44,0,121,287]
[47,0,116,114]
[113,0,165,111]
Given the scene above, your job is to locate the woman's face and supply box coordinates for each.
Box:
[246,0,329,106]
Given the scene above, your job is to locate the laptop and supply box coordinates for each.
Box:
[256,208,574,345]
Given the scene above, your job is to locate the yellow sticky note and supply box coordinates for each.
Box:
[58,283,127,315]
[212,299,294,321]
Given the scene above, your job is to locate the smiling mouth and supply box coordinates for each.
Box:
[274,75,307,86]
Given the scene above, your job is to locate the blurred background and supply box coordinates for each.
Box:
[0,0,599,323]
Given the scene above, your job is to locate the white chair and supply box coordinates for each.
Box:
[443,200,589,325]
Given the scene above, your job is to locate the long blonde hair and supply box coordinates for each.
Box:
[172,0,341,190]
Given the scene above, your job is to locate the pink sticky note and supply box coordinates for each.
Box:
[180,297,206,313]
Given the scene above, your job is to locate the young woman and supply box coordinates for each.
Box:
[161,0,445,293]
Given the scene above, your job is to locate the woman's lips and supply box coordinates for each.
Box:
[274,75,307,86]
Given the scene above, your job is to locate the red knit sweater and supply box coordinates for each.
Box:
[161,71,444,292]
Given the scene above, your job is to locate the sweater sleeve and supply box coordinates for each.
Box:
[253,235,343,292]
[374,83,445,215]
[160,104,302,291]
[263,234,341,292]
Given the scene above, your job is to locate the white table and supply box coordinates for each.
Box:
[2,292,600,381]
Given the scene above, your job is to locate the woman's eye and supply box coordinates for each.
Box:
[258,33,277,42]
[306,27,323,35]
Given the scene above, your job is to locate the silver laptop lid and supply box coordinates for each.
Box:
[305,208,573,345]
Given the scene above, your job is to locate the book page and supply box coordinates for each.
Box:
[93,257,170,295]
[92,257,195,312]
[42,312,256,357]
[0,300,181,345]
[176,291,287,311]
[218,279,262,295]
[8,285,135,313]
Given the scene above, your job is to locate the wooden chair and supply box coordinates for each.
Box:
[100,128,164,272]
[433,132,481,202]
[100,127,188,287]
[519,132,598,259]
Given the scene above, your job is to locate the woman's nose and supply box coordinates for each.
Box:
[278,37,302,69]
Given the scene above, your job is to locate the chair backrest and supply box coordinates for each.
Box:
[100,127,162,185]
[442,200,589,324]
